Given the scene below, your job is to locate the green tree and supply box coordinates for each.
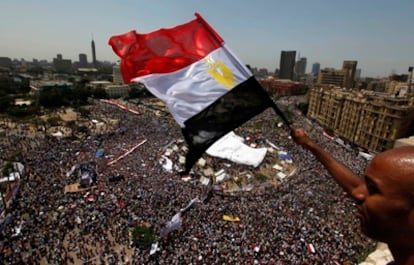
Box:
[2,162,13,177]
[297,102,309,115]
[0,96,13,113]
[128,85,141,99]
[131,225,155,248]
[72,85,91,105]
[7,104,39,118]
[92,87,108,99]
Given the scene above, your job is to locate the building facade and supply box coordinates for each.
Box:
[53,54,72,73]
[342,60,357,89]
[311,63,320,76]
[295,57,307,79]
[112,65,124,85]
[260,78,308,96]
[78,53,88,68]
[317,69,347,87]
[307,85,414,152]
[279,51,296,80]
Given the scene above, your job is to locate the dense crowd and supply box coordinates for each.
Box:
[0,98,375,264]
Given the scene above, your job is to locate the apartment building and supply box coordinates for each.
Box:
[307,85,414,152]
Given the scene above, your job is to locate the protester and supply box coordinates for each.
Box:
[0,98,377,264]
[290,126,414,265]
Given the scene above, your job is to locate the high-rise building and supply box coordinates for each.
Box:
[91,38,97,67]
[294,57,307,79]
[79,53,88,68]
[312,63,320,76]
[355,69,362,80]
[279,50,296,80]
[342,60,357,89]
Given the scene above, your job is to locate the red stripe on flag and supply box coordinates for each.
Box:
[108,14,224,83]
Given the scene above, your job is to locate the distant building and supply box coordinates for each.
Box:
[0,57,12,70]
[311,62,320,76]
[342,60,357,89]
[89,80,130,98]
[307,85,414,152]
[316,61,358,89]
[112,65,124,85]
[279,51,296,80]
[53,54,72,73]
[38,81,73,90]
[294,57,307,78]
[76,68,98,81]
[355,68,362,80]
[260,78,308,96]
[105,85,130,98]
[78,53,88,68]
[317,68,347,87]
[367,74,412,96]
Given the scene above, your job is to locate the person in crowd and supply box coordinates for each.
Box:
[290,126,414,265]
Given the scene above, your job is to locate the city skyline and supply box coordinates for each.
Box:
[1,0,413,78]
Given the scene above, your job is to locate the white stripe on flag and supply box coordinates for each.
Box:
[133,45,252,127]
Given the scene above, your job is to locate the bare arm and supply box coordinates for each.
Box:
[290,126,363,196]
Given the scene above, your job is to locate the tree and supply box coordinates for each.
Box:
[92,87,108,99]
[128,85,141,99]
[72,85,91,105]
[0,96,13,113]
[131,225,156,248]
[297,102,309,115]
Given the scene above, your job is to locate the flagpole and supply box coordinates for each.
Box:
[270,101,291,127]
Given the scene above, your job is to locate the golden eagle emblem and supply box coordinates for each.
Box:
[205,57,236,90]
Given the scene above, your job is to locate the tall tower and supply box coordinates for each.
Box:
[408,66,413,94]
[91,37,97,67]
[279,51,296,80]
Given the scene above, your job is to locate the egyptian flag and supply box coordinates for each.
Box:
[109,13,288,173]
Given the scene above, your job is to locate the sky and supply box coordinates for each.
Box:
[1,0,413,78]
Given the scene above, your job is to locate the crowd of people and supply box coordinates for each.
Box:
[0,98,376,264]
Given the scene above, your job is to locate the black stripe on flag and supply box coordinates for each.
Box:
[182,76,275,173]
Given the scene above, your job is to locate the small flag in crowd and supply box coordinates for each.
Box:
[222,215,241,222]
[251,244,260,253]
[150,242,160,255]
[160,212,183,238]
[306,243,316,253]
[109,13,288,173]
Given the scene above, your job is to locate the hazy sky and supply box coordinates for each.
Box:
[1,0,413,77]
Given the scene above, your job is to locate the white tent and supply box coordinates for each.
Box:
[206,132,267,167]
